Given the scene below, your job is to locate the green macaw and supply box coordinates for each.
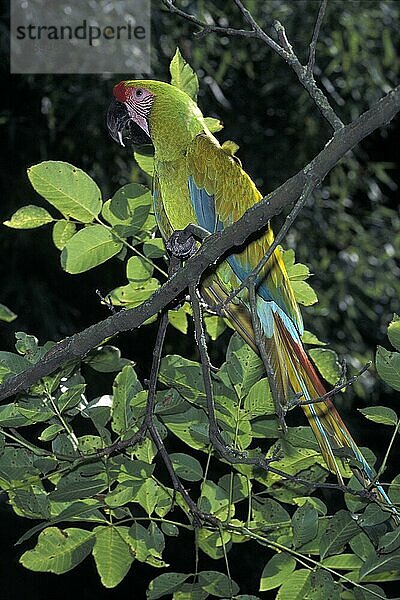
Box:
[107,78,397,516]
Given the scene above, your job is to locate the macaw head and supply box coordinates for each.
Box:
[107,79,205,159]
[107,80,155,147]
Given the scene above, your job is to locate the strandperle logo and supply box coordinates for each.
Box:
[10,0,151,74]
[15,19,147,47]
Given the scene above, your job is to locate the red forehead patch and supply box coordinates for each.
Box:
[113,81,130,102]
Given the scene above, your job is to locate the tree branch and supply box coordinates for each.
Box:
[307,0,328,75]
[0,84,399,403]
[162,0,343,130]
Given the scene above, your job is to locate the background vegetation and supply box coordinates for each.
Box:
[1,1,400,598]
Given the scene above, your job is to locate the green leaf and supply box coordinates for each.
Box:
[57,383,86,412]
[0,351,31,384]
[127,255,153,283]
[27,161,101,222]
[260,553,296,591]
[282,249,317,306]
[135,478,159,515]
[52,219,76,250]
[291,280,318,306]
[162,405,209,450]
[376,346,400,391]
[252,497,291,525]
[61,225,123,273]
[4,205,53,229]
[198,571,240,597]
[199,481,232,519]
[148,573,191,599]
[358,406,398,426]
[105,459,154,508]
[0,447,40,487]
[15,331,41,361]
[224,333,264,398]
[378,527,400,554]
[16,500,105,546]
[0,303,17,323]
[20,527,94,574]
[172,583,209,600]
[292,503,318,548]
[109,279,160,309]
[128,521,167,568]
[92,526,134,588]
[284,427,320,452]
[265,440,321,485]
[293,496,327,515]
[143,237,166,258]
[159,356,207,403]
[107,183,151,235]
[111,365,142,435]
[320,510,360,559]
[8,482,50,519]
[197,528,230,560]
[244,378,274,417]
[204,314,226,340]
[85,345,131,373]
[161,523,179,537]
[389,474,400,504]
[38,424,64,441]
[301,331,326,346]
[322,554,363,570]
[350,533,376,561]
[359,550,400,579]
[276,569,311,599]
[168,305,189,334]
[306,569,340,599]
[354,585,388,600]
[170,453,203,481]
[134,150,154,176]
[309,348,341,385]
[219,473,250,504]
[170,48,199,100]
[388,314,400,352]
[50,473,107,502]
[204,116,224,133]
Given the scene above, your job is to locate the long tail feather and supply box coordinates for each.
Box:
[202,276,399,522]
[271,311,398,520]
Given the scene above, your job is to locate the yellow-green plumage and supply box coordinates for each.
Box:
[115,79,397,517]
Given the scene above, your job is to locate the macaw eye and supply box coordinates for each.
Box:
[135,88,143,97]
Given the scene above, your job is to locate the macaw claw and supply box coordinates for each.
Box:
[166,229,197,260]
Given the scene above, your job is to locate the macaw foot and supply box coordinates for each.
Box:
[166,229,197,260]
[166,224,211,260]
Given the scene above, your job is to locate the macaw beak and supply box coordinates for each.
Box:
[106,98,151,147]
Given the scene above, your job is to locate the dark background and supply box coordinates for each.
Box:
[1,1,400,598]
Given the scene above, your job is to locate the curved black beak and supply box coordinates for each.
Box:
[106,98,152,147]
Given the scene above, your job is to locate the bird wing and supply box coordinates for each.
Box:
[186,132,303,335]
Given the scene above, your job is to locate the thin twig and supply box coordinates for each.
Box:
[230,525,387,600]
[307,0,328,75]
[189,284,223,447]
[162,0,343,130]
[97,259,218,527]
[288,361,372,409]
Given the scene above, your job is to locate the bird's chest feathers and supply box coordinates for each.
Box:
[155,158,197,231]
